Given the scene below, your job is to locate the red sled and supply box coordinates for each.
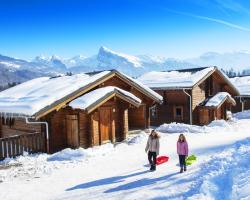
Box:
[156,156,169,165]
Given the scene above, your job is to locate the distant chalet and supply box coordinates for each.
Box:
[138,66,239,125]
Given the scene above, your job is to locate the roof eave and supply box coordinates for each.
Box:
[150,87,193,90]
[71,90,141,114]
[113,70,163,103]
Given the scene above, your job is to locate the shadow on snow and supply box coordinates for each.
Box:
[66,170,149,191]
[104,172,179,193]
[66,169,179,194]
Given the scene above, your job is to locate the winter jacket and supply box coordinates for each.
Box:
[145,136,160,155]
[177,141,188,156]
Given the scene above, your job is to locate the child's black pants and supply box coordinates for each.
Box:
[179,155,186,168]
[148,151,157,166]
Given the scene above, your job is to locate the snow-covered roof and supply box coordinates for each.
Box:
[116,70,163,102]
[0,71,111,116]
[137,67,215,89]
[0,70,162,117]
[205,92,236,107]
[230,76,250,96]
[69,86,141,112]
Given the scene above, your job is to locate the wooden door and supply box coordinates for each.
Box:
[66,115,79,148]
[99,107,111,143]
[199,109,209,125]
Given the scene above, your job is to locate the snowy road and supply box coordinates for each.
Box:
[1,112,250,200]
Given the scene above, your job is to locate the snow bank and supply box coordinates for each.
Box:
[156,122,208,133]
[0,132,148,182]
[207,119,232,129]
[185,137,250,200]
[0,153,53,182]
[48,143,115,162]
[233,109,250,119]
[156,120,235,134]
[126,131,148,145]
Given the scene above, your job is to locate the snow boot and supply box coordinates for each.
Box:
[184,166,187,172]
[180,168,183,173]
[150,165,156,171]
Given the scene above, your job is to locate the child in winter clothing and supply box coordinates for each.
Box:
[177,134,189,173]
[145,130,160,171]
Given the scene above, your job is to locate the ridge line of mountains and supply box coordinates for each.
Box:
[1,46,250,88]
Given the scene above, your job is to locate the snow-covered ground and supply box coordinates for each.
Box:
[1,111,250,200]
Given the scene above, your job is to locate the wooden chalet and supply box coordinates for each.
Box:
[230,76,250,113]
[138,67,240,126]
[0,70,162,155]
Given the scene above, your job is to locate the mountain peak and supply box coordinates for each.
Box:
[98,46,142,68]
[98,46,117,55]
[51,55,61,61]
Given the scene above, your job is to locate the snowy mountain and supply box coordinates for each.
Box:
[33,55,67,72]
[63,55,87,68]
[65,46,198,76]
[186,51,250,72]
[63,46,145,75]
[2,47,250,88]
[0,54,59,87]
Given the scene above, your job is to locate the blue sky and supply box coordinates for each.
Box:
[1,0,250,59]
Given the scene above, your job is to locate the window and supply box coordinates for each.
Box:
[174,106,183,120]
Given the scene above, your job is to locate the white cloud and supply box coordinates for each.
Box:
[214,0,250,15]
[166,9,250,32]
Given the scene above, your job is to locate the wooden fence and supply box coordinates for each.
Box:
[0,132,45,160]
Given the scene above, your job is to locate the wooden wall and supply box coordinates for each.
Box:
[103,76,131,91]
[0,120,1,138]
[123,109,128,137]
[0,118,42,138]
[114,102,128,142]
[89,98,129,146]
[244,101,250,111]
[128,105,146,129]
[45,109,68,153]
[198,103,229,125]
[198,108,210,125]
[44,108,91,153]
[150,90,190,126]
[90,111,100,146]
[79,111,89,147]
[102,76,151,103]
[101,76,153,129]
[192,83,206,124]
[232,97,250,113]
[193,72,236,124]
